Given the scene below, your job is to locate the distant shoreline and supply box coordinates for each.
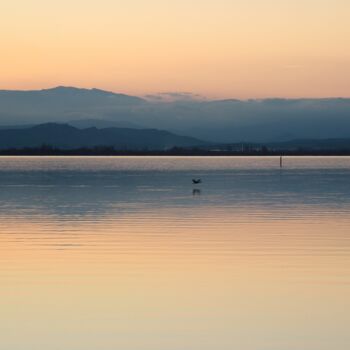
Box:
[1,147,350,157]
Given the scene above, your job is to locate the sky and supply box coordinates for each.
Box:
[0,0,349,98]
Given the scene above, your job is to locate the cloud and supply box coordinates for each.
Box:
[144,92,206,102]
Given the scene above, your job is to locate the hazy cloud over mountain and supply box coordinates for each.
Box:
[145,92,206,102]
[1,87,350,143]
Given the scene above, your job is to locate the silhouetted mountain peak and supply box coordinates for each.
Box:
[40,86,145,101]
[0,123,206,150]
[1,86,350,143]
[67,118,144,130]
[44,86,81,93]
[43,86,111,94]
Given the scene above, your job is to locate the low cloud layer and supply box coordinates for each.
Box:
[1,87,350,143]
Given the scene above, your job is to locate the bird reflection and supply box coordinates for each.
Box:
[192,188,201,196]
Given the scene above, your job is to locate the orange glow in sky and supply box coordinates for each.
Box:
[0,0,349,98]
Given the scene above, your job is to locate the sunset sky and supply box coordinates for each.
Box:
[0,0,349,98]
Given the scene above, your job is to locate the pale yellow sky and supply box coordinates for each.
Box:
[0,0,349,98]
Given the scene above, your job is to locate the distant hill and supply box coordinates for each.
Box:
[0,119,144,130]
[0,86,146,126]
[1,86,350,143]
[0,123,206,150]
[67,118,144,130]
[268,138,350,150]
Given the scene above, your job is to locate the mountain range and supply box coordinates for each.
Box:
[0,123,205,150]
[1,122,350,153]
[0,86,350,143]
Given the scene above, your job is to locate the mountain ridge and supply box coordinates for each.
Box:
[1,86,350,143]
[0,123,206,150]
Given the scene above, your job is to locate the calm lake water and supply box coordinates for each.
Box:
[0,156,349,350]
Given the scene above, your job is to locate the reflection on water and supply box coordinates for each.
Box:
[0,156,350,350]
[192,188,201,196]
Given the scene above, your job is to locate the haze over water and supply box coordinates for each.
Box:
[1,156,350,350]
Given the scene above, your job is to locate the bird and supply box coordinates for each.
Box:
[192,178,202,184]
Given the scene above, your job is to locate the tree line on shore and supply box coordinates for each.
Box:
[1,144,350,156]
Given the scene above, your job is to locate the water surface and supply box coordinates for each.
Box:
[0,156,349,350]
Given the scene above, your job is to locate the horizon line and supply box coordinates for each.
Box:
[0,85,349,101]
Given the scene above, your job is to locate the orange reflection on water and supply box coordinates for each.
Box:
[0,207,350,350]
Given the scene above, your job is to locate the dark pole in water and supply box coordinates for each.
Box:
[280,155,283,168]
